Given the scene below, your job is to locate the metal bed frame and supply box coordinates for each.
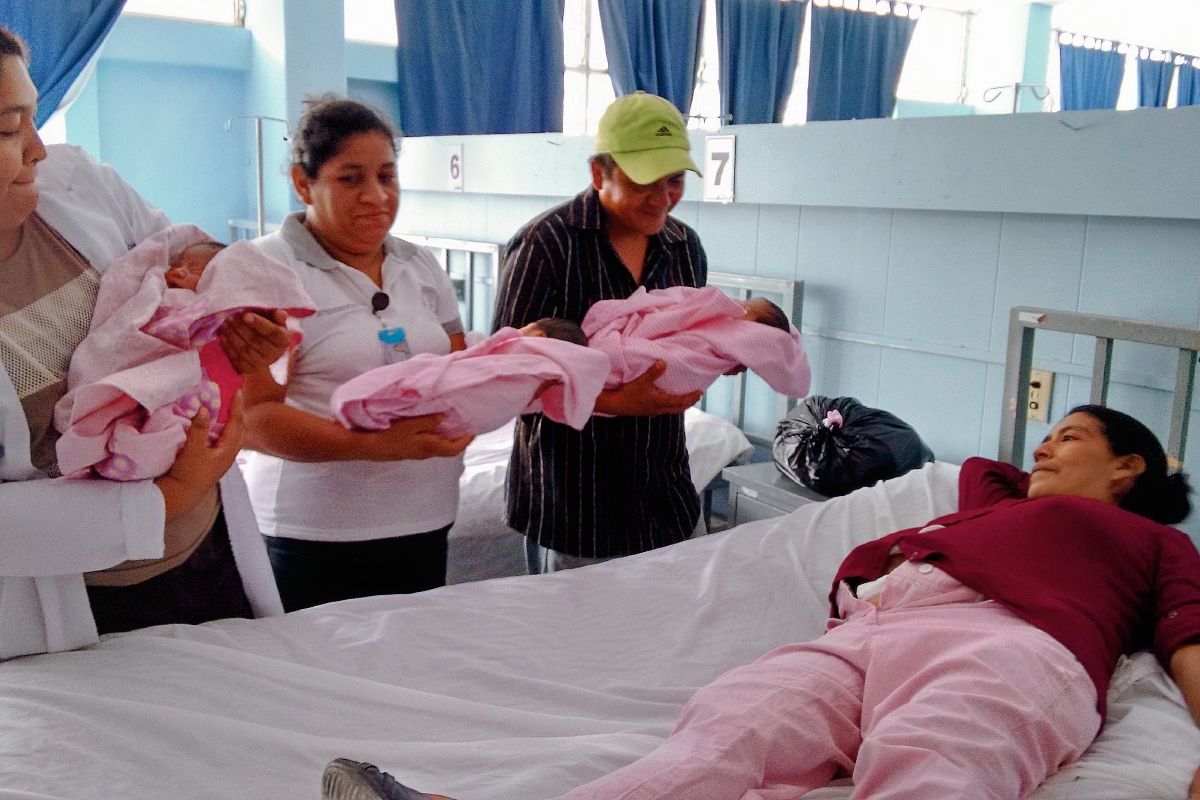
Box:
[999,306,1200,469]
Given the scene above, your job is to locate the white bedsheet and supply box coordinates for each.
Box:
[446,407,753,583]
[1,462,1196,800]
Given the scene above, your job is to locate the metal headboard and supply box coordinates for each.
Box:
[1000,307,1200,469]
[400,234,805,444]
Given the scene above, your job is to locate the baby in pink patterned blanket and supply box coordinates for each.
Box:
[54,225,315,481]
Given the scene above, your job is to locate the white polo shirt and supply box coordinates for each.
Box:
[242,213,465,542]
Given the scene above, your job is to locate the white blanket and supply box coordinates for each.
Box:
[1,462,1196,800]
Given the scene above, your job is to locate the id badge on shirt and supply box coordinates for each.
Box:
[379,327,412,364]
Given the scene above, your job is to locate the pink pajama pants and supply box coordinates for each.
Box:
[561,562,1101,800]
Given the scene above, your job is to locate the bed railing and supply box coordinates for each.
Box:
[999,307,1200,469]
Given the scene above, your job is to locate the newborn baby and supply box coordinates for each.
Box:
[54,225,315,481]
[163,240,226,291]
[332,318,611,439]
[582,285,811,398]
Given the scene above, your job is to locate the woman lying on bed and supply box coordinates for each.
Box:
[323,404,1200,800]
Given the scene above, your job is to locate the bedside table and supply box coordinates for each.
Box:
[721,461,826,526]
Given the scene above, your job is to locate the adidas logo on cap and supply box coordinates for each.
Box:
[654,125,672,137]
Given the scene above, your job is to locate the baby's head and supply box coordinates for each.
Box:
[737,298,790,333]
[519,317,589,346]
[166,241,226,291]
[516,318,588,400]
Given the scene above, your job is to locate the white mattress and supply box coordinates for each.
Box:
[446,407,753,583]
[1,462,1196,799]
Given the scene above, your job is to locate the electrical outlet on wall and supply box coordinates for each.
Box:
[1028,369,1054,424]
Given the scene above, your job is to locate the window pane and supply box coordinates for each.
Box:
[122,0,238,25]
[564,0,586,67]
[588,0,608,70]
[687,0,720,127]
[896,8,966,104]
[564,70,587,136]
[586,72,616,135]
[345,0,398,45]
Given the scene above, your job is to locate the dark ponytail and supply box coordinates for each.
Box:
[1072,404,1192,525]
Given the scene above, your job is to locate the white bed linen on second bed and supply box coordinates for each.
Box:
[446,407,753,583]
[1,462,1196,800]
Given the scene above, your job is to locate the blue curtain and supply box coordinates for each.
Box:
[597,0,705,115]
[1178,61,1200,106]
[807,4,915,122]
[394,0,565,136]
[716,0,806,125]
[1137,56,1175,107]
[1058,44,1124,111]
[0,0,126,128]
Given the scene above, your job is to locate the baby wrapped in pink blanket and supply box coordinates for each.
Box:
[332,320,611,438]
[54,224,316,480]
[582,285,811,398]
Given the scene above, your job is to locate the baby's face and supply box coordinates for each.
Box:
[165,246,219,291]
[519,322,548,338]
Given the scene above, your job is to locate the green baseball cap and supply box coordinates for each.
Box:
[594,91,701,185]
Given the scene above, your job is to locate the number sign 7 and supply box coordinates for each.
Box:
[703,135,735,203]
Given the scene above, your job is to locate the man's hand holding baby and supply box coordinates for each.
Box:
[593,361,702,417]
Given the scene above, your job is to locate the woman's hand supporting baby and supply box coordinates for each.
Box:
[155,392,246,521]
[593,361,702,417]
[218,309,292,376]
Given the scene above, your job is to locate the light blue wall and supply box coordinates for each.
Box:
[89,57,250,240]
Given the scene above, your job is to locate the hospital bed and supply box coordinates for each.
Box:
[2,308,1198,799]
[404,234,792,582]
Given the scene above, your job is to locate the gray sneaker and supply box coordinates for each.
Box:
[321,759,431,800]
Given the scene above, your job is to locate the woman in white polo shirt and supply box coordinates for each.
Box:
[243,96,472,612]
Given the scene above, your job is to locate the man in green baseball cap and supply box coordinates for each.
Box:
[491,91,712,575]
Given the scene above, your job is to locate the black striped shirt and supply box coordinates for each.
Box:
[492,187,707,557]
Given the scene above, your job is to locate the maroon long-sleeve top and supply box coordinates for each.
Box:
[831,457,1200,717]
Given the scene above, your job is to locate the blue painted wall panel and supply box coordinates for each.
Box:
[990,214,1087,358]
[804,337,883,406]
[797,206,892,335]
[94,60,249,241]
[1076,216,1200,380]
[877,349,989,464]
[696,202,760,275]
[884,209,1003,351]
[754,205,800,279]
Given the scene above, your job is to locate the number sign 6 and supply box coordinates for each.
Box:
[447,144,463,192]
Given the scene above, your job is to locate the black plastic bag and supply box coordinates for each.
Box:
[773,396,935,497]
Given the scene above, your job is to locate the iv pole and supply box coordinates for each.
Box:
[225,115,290,238]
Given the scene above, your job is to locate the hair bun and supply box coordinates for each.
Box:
[1159,471,1193,525]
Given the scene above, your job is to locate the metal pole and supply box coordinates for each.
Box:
[225,115,290,240]
[255,117,265,238]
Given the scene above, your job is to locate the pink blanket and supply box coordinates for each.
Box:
[582,285,811,397]
[54,225,316,481]
[331,328,612,438]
